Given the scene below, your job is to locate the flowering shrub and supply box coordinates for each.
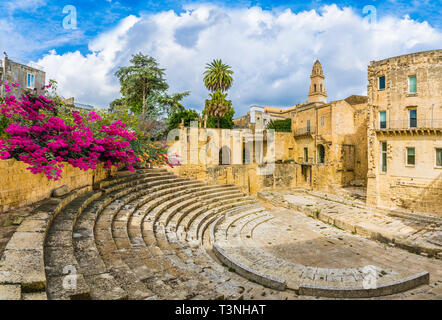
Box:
[134,140,181,168]
[0,82,140,180]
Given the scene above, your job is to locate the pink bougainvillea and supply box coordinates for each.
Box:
[0,82,140,180]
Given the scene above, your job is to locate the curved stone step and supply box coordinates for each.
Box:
[169,188,243,233]
[0,186,91,300]
[44,191,102,300]
[186,198,258,243]
[113,180,216,299]
[213,211,431,297]
[74,196,129,300]
[90,174,189,299]
[158,187,242,228]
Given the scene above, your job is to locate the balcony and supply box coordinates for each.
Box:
[374,119,442,135]
[294,126,316,137]
[297,157,314,165]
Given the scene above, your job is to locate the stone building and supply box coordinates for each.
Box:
[233,105,291,130]
[366,50,442,215]
[0,54,46,97]
[288,61,368,190]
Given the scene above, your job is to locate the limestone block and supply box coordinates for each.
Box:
[52,185,69,198]
[0,284,21,300]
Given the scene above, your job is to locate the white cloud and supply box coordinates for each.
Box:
[36,4,442,115]
[1,0,47,12]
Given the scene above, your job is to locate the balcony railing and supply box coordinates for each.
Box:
[294,126,317,136]
[374,119,442,130]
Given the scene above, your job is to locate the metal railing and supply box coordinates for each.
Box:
[374,119,442,130]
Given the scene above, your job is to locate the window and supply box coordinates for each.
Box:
[27,73,35,89]
[320,84,323,92]
[320,116,325,127]
[306,120,311,132]
[379,111,386,129]
[378,76,385,90]
[314,84,317,92]
[436,148,442,168]
[408,75,417,94]
[406,147,415,166]
[409,109,417,128]
[317,145,325,164]
[304,147,308,163]
[381,142,387,173]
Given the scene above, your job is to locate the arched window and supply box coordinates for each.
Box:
[219,146,231,165]
[314,84,317,92]
[317,144,325,164]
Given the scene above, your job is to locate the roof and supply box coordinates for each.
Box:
[264,105,297,114]
[344,95,368,105]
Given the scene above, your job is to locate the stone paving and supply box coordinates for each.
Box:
[258,190,442,258]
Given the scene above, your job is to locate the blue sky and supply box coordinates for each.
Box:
[1,0,441,115]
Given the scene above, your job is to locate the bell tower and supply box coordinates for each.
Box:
[308,60,327,104]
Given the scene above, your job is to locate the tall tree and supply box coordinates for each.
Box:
[204,90,233,128]
[159,91,190,116]
[203,59,234,92]
[115,53,168,117]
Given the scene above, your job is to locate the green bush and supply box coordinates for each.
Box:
[167,109,200,131]
[266,118,291,132]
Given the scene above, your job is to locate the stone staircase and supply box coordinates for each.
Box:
[0,169,290,300]
[0,168,436,299]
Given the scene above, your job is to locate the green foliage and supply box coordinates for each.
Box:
[114,53,189,118]
[266,118,292,132]
[203,90,234,129]
[203,59,234,92]
[167,109,200,131]
[204,107,234,129]
[115,53,168,116]
[0,114,11,139]
[160,91,190,116]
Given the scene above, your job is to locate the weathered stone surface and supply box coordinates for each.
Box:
[0,284,21,300]
[5,232,45,251]
[52,185,70,198]
[21,291,48,300]
[0,249,45,292]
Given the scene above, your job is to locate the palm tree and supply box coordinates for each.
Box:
[203,59,234,92]
[204,90,232,128]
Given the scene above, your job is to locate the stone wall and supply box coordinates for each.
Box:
[0,159,116,212]
[169,163,297,195]
[366,135,442,216]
